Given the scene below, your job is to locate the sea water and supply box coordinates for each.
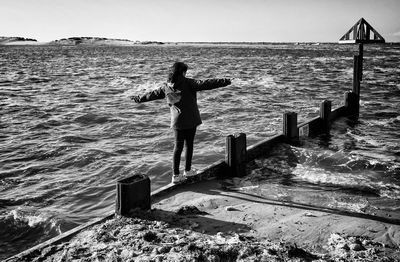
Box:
[1,43,399,259]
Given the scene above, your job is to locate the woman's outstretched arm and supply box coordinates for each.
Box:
[131,86,166,103]
[190,78,231,91]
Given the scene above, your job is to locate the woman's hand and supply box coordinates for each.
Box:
[130,95,141,103]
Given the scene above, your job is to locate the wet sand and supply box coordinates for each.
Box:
[7,177,400,262]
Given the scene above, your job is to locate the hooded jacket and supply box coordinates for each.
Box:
[134,77,230,129]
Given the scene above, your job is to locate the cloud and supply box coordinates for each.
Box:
[392,31,400,36]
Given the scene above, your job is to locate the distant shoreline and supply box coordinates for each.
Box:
[0,36,165,46]
[1,36,398,46]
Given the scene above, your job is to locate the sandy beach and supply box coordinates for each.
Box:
[7,175,400,262]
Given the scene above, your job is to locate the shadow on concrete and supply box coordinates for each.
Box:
[131,207,252,236]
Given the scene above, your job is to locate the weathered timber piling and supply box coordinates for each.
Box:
[283,112,299,144]
[225,133,247,177]
[353,55,361,96]
[352,44,364,117]
[320,100,332,130]
[358,43,364,81]
[115,174,151,216]
[345,91,359,116]
[298,100,334,138]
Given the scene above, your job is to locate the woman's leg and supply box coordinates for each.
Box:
[184,128,197,172]
[173,129,185,175]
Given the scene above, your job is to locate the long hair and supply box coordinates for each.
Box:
[168,62,188,83]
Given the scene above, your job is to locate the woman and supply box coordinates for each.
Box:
[131,62,231,183]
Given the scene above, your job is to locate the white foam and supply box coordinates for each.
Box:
[292,164,372,188]
[376,182,400,200]
[10,209,47,227]
[9,209,61,233]
[329,200,369,213]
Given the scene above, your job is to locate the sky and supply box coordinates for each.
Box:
[2,0,400,42]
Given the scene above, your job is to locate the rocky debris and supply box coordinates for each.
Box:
[7,209,400,262]
[7,212,323,262]
[286,243,319,260]
[225,206,240,211]
[176,205,207,216]
[142,231,159,242]
[326,232,400,261]
[303,212,318,217]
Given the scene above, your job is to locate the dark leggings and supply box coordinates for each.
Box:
[173,128,196,175]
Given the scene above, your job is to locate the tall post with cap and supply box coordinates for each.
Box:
[339,17,385,117]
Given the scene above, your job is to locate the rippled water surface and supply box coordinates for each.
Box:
[1,43,399,259]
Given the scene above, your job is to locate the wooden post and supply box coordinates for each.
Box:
[320,100,332,129]
[359,44,364,65]
[115,174,151,217]
[225,133,247,177]
[358,43,363,81]
[345,91,359,116]
[353,43,364,94]
[353,55,361,95]
[283,112,299,143]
